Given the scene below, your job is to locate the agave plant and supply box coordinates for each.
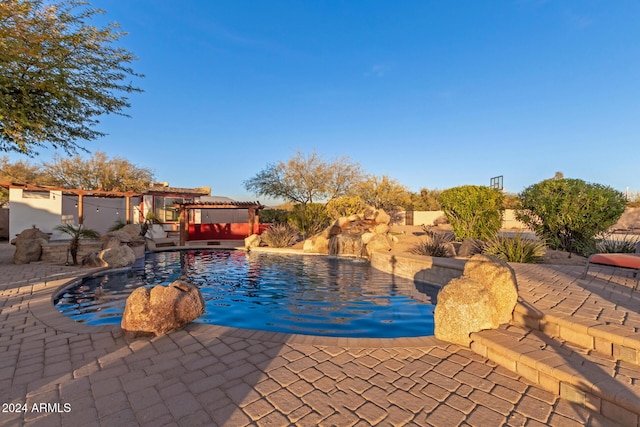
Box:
[54,224,101,265]
[594,232,640,254]
[411,231,454,257]
[483,233,546,264]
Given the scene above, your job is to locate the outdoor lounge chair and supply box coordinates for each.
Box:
[582,252,640,287]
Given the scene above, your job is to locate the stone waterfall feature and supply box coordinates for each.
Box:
[304,207,394,259]
[329,233,367,257]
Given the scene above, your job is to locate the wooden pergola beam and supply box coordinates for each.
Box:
[0,181,141,225]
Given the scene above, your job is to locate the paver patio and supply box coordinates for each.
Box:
[0,242,629,426]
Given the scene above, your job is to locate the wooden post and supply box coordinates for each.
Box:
[252,208,260,234]
[78,194,84,224]
[125,196,131,223]
[179,206,188,246]
[247,208,255,237]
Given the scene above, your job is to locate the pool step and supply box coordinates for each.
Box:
[470,325,640,427]
[512,301,640,367]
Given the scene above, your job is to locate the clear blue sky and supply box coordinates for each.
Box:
[8,0,640,202]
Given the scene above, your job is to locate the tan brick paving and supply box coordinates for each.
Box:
[0,243,629,426]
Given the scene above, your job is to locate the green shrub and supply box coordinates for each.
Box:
[410,188,442,211]
[516,178,626,255]
[259,209,290,224]
[326,195,366,219]
[438,185,503,241]
[483,233,546,263]
[260,223,299,247]
[410,231,453,257]
[288,203,331,238]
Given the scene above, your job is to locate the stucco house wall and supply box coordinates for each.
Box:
[9,188,63,239]
[8,188,141,239]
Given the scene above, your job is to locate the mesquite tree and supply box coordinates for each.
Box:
[0,0,142,156]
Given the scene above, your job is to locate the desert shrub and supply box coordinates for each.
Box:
[259,209,290,224]
[516,178,626,255]
[411,231,453,257]
[326,195,366,219]
[483,233,546,263]
[261,223,299,247]
[288,203,331,238]
[438,185,503,241]
[410,188,442,211]
[593,232,640,254]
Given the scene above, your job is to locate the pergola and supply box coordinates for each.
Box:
[0,181,141,224]
[174,200,265,246]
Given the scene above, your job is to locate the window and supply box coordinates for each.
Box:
[153,197,191,222]
[23,191,50,199]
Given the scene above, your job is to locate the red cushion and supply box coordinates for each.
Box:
[589,253,640,269]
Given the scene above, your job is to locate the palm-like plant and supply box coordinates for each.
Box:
[140,212,162,238]
[54,224,101,265]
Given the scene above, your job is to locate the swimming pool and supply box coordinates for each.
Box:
[55,249,438,338]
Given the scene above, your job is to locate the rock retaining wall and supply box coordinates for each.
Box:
[41,241,103,264]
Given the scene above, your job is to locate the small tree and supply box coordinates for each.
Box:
[244,150,362,205]
[54,223,100,265]
[44,152,154,192]
[410,188,442,211]
[0,0,143,155]
[438,185,504,241]
[0,155,53,204]
[355,175,412,213]
[516,178,626,255]
[288,203,331,239]
[325,195,366,219]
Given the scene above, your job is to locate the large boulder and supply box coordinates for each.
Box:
[121,280,205,338]
[120,224,143,239]
[374,209,391,225]
[457,238,484,258]
[462,254,518,324]
[365,233,392,256]
[103,230,132,245]
[372,223,390,234]
[434,254,518,346]
[433,278,496,346]
[102,227,146,259]
[245,234,261,249]
[11,227,50,264]
[82,252,108,268]
[98,245,136,268]
[303,235,330,254]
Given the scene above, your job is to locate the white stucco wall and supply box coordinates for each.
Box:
[9,191,142,240]
[9,188,63,239]
[70,196,140,235]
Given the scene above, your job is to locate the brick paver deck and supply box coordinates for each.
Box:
[0,243,624,426]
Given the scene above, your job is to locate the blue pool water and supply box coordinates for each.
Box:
[55,250,438,338]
